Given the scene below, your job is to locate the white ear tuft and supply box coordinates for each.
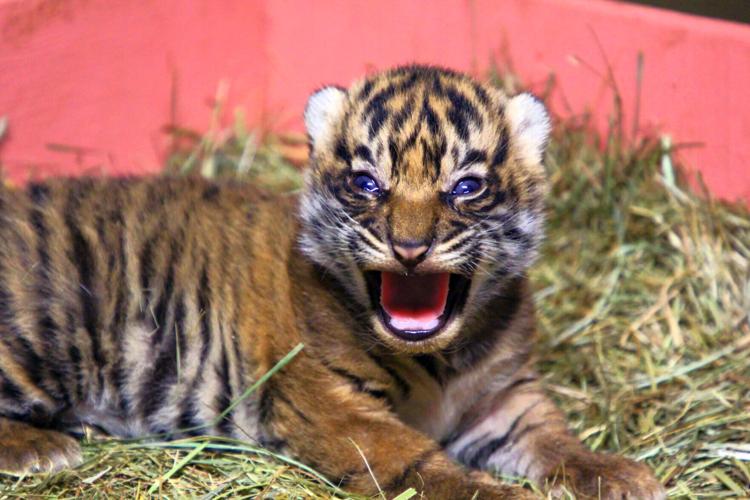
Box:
[304,86,348,148]
[505,93,551,164]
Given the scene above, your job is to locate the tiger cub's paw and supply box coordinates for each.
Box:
[0,418,82,475]
[547,451,665,500]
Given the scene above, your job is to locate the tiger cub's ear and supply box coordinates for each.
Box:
[505,93,551,164]
[304,86,348,149]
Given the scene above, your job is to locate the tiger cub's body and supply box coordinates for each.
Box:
[0,66,663,498]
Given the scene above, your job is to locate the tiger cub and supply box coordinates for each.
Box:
[0,66,663,498]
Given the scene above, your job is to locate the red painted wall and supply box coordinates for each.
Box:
[1,0,749,202]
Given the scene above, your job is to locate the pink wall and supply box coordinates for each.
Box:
[1,0,749,202]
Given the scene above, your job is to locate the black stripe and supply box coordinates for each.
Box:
[460,149,487,169]
[446,86,482,127]
[503,225,530,246]
[138,235,157,298]
[177,398,203,437]
[197,265,213,368]
[334,468,364,489]
[504,421,546,453]
[491,129,510,167]
[202,185,220,201]
[258,384,275,424]
[356,230,382,252]
[140,298,183,423]
[353,144,374,165]
[399,70,420,90]
[413,354,442,383]
[177,264,214,435]
[334,137,352,165]
[471,81,492,107]
[109,197,131,412]
[358,216,376,229]
[392,97,415,132]
[364,84,397,120]
[368,106,389,140]
[474,194,508,215]
[422,135,447,181]
[28,182,50,204]
[449,218,469,230]
[430,72,446,95]
[16,336,54,400]
[65,310,84,401]
[441,222,470,243]
[215,339,234,435]
[176,347,210,433]
[440,234,472,256]
[274,387,313,425]
[465,402,541,468]
[65,188,108,393]
[447,105,469,140]
[402,120,422,153]
[505,376,538,392]
[383,448,440,493]
[0,366,24,403]
[68,344,84,402]
[358,79,375,100]
[384,366,411,398]
[367,354,410,399]
[375,140,385,160]
[323,362,390,403]
[230,324,244,393]
[176,341,210,437]
[388,139,400,171]
[150,236,184,347]
[420,95,440,135]
[150,263,174,343]
[174,296,187,359]
[436,135,447,168]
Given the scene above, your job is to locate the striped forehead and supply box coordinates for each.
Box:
[341,69,507,184]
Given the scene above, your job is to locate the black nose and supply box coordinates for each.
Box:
[391,239,431,269]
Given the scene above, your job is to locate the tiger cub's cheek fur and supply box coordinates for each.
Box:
[299,66,551,351]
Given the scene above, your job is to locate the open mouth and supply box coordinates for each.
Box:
[364,271,470,341]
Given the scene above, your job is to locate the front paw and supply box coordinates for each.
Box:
[546,452,664,499]
[0,419,82,475]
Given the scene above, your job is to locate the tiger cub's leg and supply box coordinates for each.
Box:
[262,363,533,499]
[0,418,81,475]
[446,373,665,499]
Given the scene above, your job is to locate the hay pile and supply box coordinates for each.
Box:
[2,81,748,499]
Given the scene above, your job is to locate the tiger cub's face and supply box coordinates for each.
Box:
[300,66,550,353]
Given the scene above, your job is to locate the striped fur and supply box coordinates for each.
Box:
[0,66,663,499]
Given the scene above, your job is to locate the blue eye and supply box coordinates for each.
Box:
[352,174,381,194]
[451,177,483,196]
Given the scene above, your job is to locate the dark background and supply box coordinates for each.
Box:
[626,0,750,24]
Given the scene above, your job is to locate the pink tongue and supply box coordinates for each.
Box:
[380,272,450,331]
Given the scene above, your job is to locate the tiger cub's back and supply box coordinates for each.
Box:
[0,176,294,439]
